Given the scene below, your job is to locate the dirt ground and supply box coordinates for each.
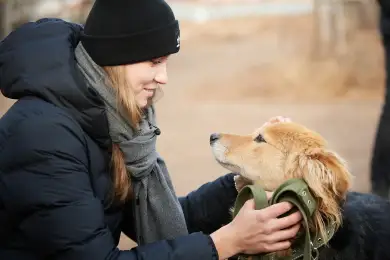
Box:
[0,13,385,249]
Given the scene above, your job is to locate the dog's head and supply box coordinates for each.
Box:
[210,121,352,241]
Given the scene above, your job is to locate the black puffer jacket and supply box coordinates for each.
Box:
[0,19,238,260]
[380,0,390,39]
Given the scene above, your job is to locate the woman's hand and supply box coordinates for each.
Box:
[210,199,302,259]
[261,116,292,129]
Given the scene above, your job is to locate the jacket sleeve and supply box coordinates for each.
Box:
[381,1,390,37]
[179,173,238,234]
[0,111,218,260]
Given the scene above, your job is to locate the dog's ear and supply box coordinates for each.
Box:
[303,148,352,201]
[294,147,352,242]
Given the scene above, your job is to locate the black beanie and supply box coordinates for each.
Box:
[80,0,180,66]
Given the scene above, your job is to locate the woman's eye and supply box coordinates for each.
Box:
[152,60,162,65]
[254,134,266,143]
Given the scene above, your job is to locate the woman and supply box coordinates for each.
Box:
[0,0,302,259]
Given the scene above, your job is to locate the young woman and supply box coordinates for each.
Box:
[0,0,302,259]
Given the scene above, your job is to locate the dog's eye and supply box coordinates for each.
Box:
[254,134,266,143]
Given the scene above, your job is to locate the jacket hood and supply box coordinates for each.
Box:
[0,18,110,147]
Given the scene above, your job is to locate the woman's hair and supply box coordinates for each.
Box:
[103,65,142,202]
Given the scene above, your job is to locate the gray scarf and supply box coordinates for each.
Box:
[74,43,188,245]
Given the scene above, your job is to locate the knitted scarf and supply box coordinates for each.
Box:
[75,43,188,245]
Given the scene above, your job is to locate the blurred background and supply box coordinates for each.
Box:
[0,0,384,249]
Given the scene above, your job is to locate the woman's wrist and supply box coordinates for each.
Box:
[210,224,241,260]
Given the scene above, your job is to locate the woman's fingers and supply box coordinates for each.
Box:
[270,211,302,230]
[256,202,294,220]
[265,191,274,200]
[264,223,301,243]
[261,116,292,130]
[258,241,292,253]
[268,116,292,124]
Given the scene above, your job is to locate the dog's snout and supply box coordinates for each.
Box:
[210,133,221,144]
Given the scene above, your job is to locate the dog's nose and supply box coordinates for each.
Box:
[210,133,221,144]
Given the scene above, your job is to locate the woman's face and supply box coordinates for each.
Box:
[124,56,169,108]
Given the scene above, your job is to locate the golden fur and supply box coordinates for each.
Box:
[210,119,353,247]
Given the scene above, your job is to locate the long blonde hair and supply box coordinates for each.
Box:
[103,65,142,203]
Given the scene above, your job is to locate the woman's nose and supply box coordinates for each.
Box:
[155,64,168,85]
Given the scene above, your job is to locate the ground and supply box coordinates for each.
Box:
[0,12,385,249]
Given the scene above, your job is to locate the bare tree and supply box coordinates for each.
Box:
[311,0,378,60]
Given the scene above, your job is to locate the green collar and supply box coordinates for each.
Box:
[233,178,336,260]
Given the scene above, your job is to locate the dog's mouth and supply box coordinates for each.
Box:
[217,160,241,174]
[217,160,238,170]
[211,142,241,172]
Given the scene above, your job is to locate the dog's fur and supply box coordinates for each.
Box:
[210,120,390,260]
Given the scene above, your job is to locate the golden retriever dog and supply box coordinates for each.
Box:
[210,118,390,260]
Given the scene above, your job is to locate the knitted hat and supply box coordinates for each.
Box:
[80,0,180,66]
